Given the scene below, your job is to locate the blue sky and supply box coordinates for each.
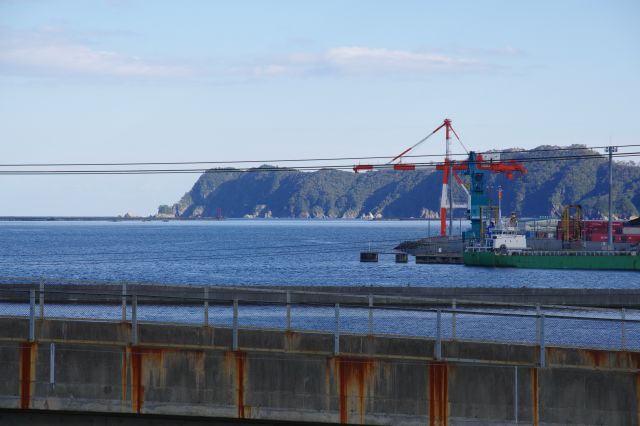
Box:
[0,0,638,215]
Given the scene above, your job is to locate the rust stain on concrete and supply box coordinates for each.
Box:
[582,349,607,368]
[337,356,375,424]
[130,347,142,413]
[546,347,640,370]
[580,348,640,370]
[428,362,448,426]
[224,351,248,418]
[284,330,299,351]
[624,351,640,370]
[19,342,36,409]
[130,346,165,414]
[531,368,539,426]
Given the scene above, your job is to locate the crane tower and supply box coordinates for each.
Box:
[353,118,527,238]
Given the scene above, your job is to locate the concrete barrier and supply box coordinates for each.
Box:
[0,317,638,425]
[3,282,640,308]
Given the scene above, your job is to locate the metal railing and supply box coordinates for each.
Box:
[1,284,638,366]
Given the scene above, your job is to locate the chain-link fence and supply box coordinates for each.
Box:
[1,284,638,357]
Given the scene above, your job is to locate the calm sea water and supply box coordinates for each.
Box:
[0,219,637,288]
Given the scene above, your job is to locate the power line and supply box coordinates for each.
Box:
[0,150,637,175]
[0,143,638,168]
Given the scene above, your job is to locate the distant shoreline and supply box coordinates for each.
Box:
[0,216,439,222]
[0,216,221,222]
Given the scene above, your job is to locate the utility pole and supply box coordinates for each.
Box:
[449,164,453,237]
[605,146,617,250]
[498,186,503,229]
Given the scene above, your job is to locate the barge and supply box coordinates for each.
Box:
[464,229,640,271]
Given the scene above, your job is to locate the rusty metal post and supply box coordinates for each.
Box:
[368,294,374,335]
[131,295,138,345]
[29,289,35,342]
[451,299,457,340]
[39,280,45,319]
[233,298,238,351]
[539,314,545,368]
[203,287,209,327]
[121,282,127,321]
[286,291,291,331]
[435,309,442,360]
[334,303,340,355]
[621,308,626,350]
[49,343,56,386]
[514,366,518,424]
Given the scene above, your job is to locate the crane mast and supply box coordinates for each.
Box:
[352,118,526,238]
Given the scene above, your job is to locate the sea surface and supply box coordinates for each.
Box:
[0,219,637,288]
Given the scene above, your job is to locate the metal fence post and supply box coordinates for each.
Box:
[286,291,291,331]
[451,299,457,340]
[131,295,138,345]
[334,303,340,355]
[368,294,374,335]
[435,309,442,360]
[121,282,127,321]
[29,289,35,342]
[49,343,56,386]
[203,287,209,327]
[539,314,545,367]
[39,280,45,319]
[535,304,541,343]
[621,308,626,350]
[232,298,238,351]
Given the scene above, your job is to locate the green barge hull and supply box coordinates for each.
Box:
[464,251,640,271]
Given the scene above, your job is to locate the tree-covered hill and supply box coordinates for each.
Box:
[158,146,640,219]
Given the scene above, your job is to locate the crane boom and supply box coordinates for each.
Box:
[351,118,526,238]
[387,121,447,164]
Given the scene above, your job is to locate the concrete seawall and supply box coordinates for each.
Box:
[3,282,640,308]
[0,317,639,425]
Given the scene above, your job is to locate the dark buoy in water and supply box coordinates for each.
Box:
[395,253,408,263]
[360,252,379,262]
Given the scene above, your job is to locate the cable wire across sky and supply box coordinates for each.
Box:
[0,145,637,175]
[0,143,638,167]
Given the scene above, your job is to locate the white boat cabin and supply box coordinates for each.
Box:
[487,228,527,250]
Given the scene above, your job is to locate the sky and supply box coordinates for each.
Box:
[0,0,638,216]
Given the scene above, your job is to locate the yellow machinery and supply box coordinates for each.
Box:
[561,205,583,241]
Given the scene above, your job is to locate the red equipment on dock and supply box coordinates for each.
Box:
[556,219,640,243]
[353,118,526,237]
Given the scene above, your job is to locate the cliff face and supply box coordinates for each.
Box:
[158,146,640,219]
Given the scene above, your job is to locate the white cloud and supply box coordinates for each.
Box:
[0,27,191,80]
[0,27,507,84]
[253,64,290,77]
[251,46,485,78]
[0,43,189,77]
[325,46,473,68]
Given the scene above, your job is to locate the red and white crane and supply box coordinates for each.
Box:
[353,118,470,236]
[353,118,527,237]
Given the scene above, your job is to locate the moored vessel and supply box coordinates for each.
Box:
[464,228,640,271]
